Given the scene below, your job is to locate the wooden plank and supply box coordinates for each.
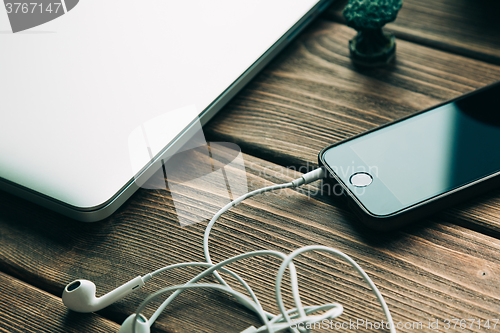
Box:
[204,20,500,235]
[205,20,500,169]
[0,271,119,333]
[324,0,500,64]
[439,189,500,239]
[1,150,500,332]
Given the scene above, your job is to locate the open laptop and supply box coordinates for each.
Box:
[0,0,333,222]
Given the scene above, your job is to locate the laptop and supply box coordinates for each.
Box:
[0,0,333,222]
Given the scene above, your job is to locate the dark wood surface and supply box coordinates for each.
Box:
[326,0,500,64]
[0,272,119,333]
[1,1,500,332]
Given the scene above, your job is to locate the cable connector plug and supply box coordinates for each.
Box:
[142,273,153,283]
[291,168,325,187]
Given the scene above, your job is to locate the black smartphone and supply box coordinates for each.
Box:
[319,81,500,230]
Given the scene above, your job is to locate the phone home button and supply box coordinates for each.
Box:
[350,172,373,187]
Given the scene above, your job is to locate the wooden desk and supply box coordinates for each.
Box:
[1,1,499,332]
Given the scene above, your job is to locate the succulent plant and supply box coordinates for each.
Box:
[343,0,403,67]
[344,0,402,31]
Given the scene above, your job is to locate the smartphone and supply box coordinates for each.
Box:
[318,81,500,230]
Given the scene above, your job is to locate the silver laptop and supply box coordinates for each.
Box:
[0,0,332,222]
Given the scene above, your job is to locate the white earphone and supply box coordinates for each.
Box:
[119,314,150,333]
[62,168,396,333]
[62,276,147,313]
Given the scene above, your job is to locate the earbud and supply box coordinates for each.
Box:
[118,314,150,333]
[60,171,396,333]
[62,276,146,313]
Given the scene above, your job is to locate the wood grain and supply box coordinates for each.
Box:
[1,4,500,333]
[439,189,500,239]
[1,152,500,332]
[204,20,500,235]
[0,271,119,333]
[325,0,500,64]
[205,21,500,170]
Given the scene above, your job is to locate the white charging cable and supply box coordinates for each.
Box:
[126,168,396,333]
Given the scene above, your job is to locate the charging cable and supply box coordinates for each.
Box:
[119,168,395,332]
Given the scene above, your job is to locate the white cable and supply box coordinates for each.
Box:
[148,250,289,324]
[275,246,395,333]
[135,283,273,333]
[129,168,396,333]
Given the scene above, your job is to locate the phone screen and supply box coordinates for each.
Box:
[322,82,500,216]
